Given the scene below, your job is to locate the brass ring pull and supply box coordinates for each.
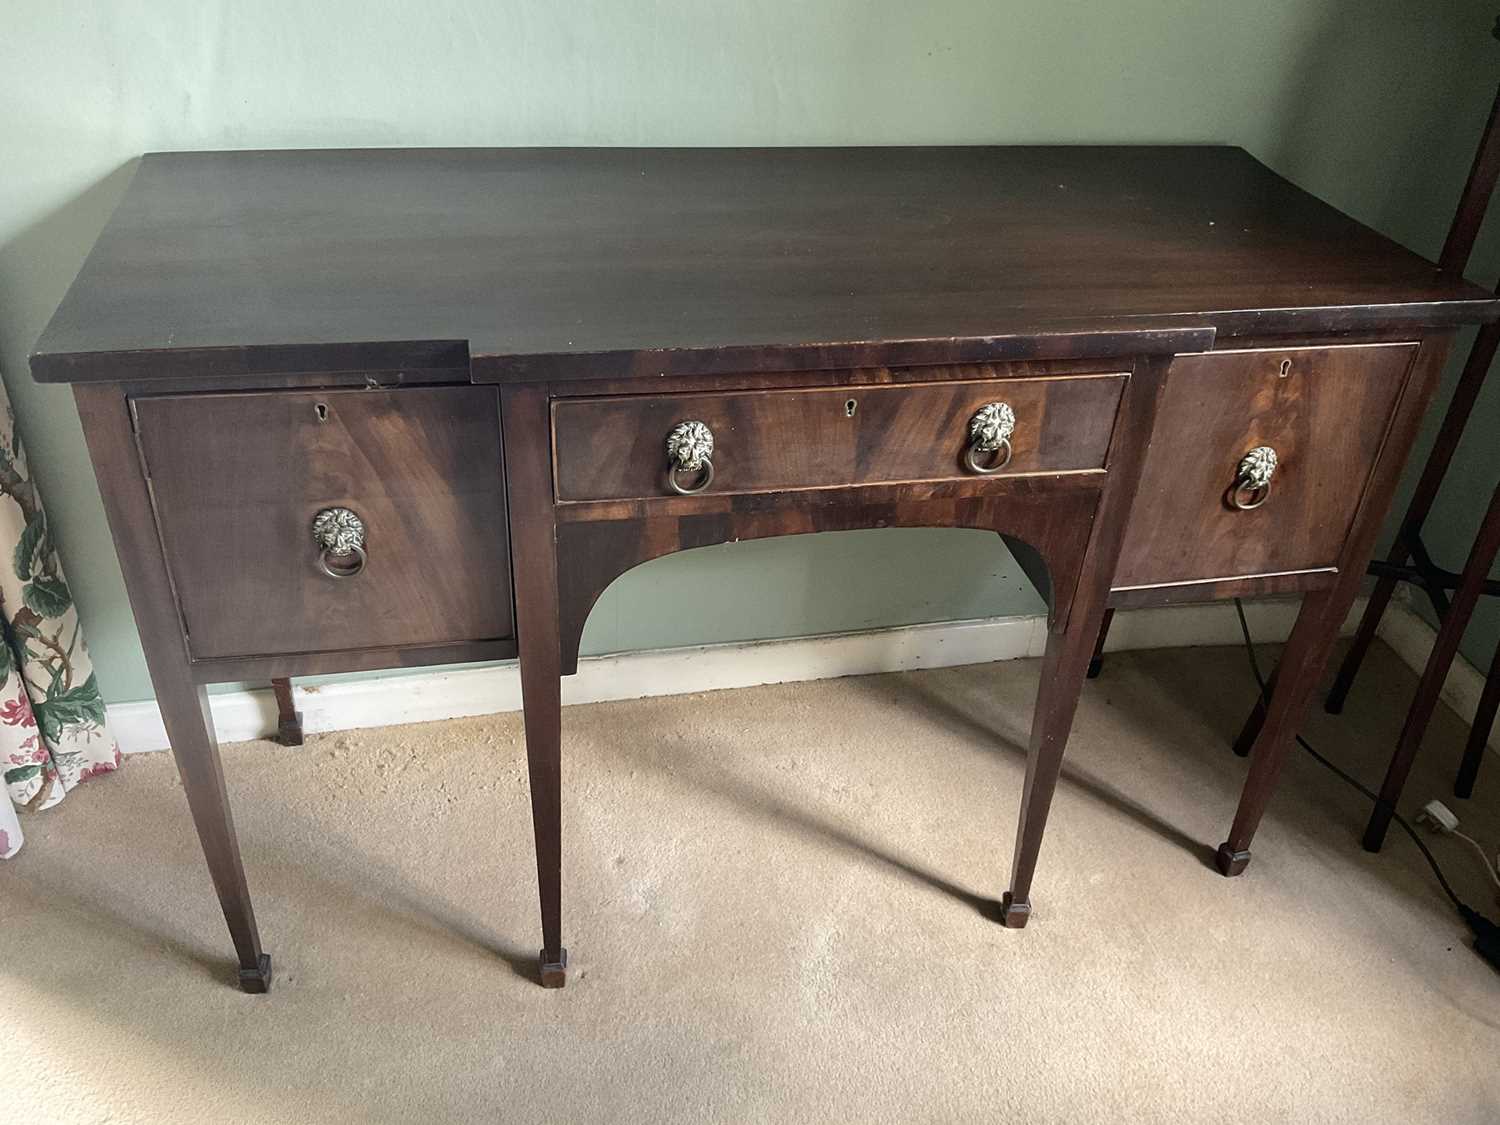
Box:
[964,402,1016,475]
[312,507,367,579]
[963,438,1013,475]
[318,544,367,579]
[1228,446,1278,511]
[666,420,715,495]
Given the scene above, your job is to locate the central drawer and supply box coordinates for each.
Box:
[551,372,1128,502]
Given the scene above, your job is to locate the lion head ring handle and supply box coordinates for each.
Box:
[312,507,367,578]
[666,420,716,495]
[963,402,1016,475]
[1229,446,1278,511]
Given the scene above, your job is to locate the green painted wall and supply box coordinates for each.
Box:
[2,2,1498,705]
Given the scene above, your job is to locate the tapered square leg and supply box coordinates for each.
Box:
[999,893,1031,928]
[272,677,303,746]
[1232,666,1275,758]
[165,683,274,988]
[517,648,564,983]
[1324,572,1398,715]
[1001,357,1169,928]
[1218,334,1453,870]
[505,387,569,988]
[1215,844,1251,877]
[1220,590,1342,874]
[238,953,274,993]
[1362,802,1400,853]
[1002,616,1101,923]
[1086,608,1114,679]
[75,386,275,994]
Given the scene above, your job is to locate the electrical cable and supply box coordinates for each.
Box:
[1451,829,1500,892]
[1231,598,1467,911]
[1231,599,1500,969]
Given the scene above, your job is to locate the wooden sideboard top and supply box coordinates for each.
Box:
[31,145,1497,384]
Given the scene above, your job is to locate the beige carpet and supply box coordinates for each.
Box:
[4,641,1499,1123]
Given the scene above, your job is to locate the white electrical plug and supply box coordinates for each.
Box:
[1416,798,1460,834]
[1416,798,1500,901]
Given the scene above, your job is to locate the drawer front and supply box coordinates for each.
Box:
[134,386,513,660]
[1112,343,1417,590]
[552,371,1128,502]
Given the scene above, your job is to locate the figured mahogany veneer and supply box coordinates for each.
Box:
[552,371,1126,503]
[133,386,514,660]
[32,146,1500,993]
[1112,342,1417,592]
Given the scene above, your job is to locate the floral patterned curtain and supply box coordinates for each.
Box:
[0,382,117,858]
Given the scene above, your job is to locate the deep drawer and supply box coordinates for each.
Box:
[1112,342,1417,590]
[551,371,1128,502]
[132,386,513,660]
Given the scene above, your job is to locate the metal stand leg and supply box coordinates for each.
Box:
[1327,322,1500,713]
[1327,76,1500,716]
[1454,638,1500,799]
[1364,481,1500,850]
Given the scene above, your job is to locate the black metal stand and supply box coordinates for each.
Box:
[1327,27,1500,848]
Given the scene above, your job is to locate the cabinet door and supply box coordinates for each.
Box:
[1112,343,1416,591]
[133,386,513,660]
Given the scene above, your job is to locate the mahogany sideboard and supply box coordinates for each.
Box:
[30,147,1498,991]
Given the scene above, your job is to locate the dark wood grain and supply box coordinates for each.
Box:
[500,385,568,988]
[1000,355,1170,925]
[29,147,1494,386]
[133,386,513,659]
[555,479,1104,675]
[1113,343,1416,590]
[552,371,1125,503]
[73,384,272,992]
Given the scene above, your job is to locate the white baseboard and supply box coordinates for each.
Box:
[106,595,1378,754]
